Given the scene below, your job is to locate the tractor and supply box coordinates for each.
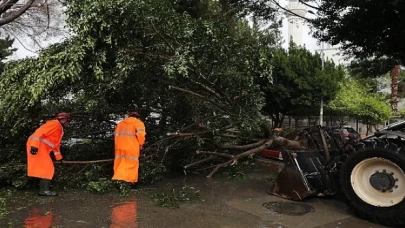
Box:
[269,121,405,227]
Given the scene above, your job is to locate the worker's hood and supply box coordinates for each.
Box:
[122,117,139,124]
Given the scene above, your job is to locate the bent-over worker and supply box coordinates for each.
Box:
[26,112,71,196]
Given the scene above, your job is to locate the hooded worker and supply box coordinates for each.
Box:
[112,111,146,189]
[26,112,71,196]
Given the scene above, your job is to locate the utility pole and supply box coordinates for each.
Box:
[320,42,324,126]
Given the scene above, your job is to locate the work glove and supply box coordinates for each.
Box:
[30,146,39,155]
[50,151,56,161]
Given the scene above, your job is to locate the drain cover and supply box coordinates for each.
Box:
[263,201,314,216]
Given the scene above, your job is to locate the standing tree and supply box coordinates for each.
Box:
[0,36,15,70]
[328,78,392,134]
[258,41,345,127]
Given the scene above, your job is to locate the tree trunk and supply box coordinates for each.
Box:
[278,114,285,128]
[272,112,281,128]
[391,64,401,114]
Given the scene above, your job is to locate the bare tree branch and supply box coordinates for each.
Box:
[299,0,321,11]
[272,136,306,149]
[149,20,175,53]
[215,139,266,150]
[271,0,312,22]
[186,76,226,102]
[0,0,36,26]
[169,85,229,111]
[205,139,272,178]
[2,27,38,53]
[66,129,114,138]
[196,150,235,159]
[167,131,208,137]
[183,155,215,169]
[0,0,19,15]
[207,159,233,178]
[54,159,114,164]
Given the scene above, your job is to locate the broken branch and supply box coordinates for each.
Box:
[169,85,229,111]
[215,139,266,150]
[183,156,215,169]
[196,151,234,159]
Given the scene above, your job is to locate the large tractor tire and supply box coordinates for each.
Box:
[340,148,405,227]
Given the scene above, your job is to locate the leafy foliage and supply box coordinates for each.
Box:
[139,159,167,184]
[233,1,404,72]
[150,185,203,209]
[0,0,279,188]
[86,178,115,193]
[0,189,12,218]
[328,79,392,124]
[310,0,405,64]
[259,42,345,126]
[0,37,15,70]
[223,166,246,180]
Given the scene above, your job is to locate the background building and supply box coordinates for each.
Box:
[285,0,307,47]
[284,0,350,66]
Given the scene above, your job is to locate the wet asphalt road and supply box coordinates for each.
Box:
[0,160,388,228]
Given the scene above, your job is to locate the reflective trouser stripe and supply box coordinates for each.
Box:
[115,155,139,161]
[53,152,61,155]
[115,133,137,137]
[29,136,55,148]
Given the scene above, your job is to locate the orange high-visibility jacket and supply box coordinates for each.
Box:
[112,117,146,183]
[26,120,64,180]
[110,201,138,228]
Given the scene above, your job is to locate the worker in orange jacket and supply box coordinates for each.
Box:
[26,112,71,196]
[112,111,146,189]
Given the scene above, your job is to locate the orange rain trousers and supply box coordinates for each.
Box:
[112,117,146,183]
[26,120,63,180]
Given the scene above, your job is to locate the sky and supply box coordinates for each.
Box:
[10,36,66,60]
[8,0,320,60]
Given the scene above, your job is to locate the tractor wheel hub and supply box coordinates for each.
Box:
[369,172,395,191]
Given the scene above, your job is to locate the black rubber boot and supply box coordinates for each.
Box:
[38,179,58,196]
[130,182,138,189]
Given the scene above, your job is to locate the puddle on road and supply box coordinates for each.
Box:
[24,208,57,228]
[21,199,139,228]
[263,201,314,216]
[1,161,285,227]
[110,201,138,228]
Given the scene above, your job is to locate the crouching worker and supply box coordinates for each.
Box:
[112,111,146,189]
[26,112,71,196]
